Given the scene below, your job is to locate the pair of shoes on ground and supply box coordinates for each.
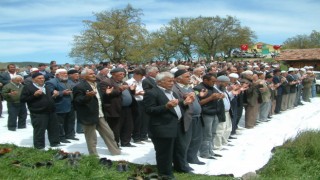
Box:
[99,157,113,168]
[117,160,129,172]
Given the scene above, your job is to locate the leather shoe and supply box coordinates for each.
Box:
[67,137,79,141]
[229,136,237,139]
[189,161,205,165]
[213,153,223,157]
[121,143,136,147]
[60,139,71,143]
[200,155,216,159]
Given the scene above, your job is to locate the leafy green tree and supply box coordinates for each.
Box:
[283,30,320,49]
[193,16,256,60]
[70,5,149,64]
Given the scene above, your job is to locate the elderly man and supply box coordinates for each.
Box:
[20,72,60,149]
[96,67,109,82]
[172,69,205,170]
[46,69,78,143]
[2,75,27,131]
[143,72,193,179]
[100,68,137,147]
[242,70,260,129]
[142,66,159,92]
[73,69,121,155]
[213,75,237,150]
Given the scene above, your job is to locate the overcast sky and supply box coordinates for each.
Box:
[1,0,319,64]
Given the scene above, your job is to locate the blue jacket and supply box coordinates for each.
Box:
[46,78,73,113]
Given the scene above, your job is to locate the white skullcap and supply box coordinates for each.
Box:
[55,68,67,75]
[229,73,239,79]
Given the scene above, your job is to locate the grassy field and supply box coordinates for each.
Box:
[1,130,320,179]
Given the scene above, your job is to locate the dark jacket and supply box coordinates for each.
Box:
[193,82,225,122]
[73,80,100,125]
[142,76,157,92]
[100,78,137,118]
[20,84,55,113]
[143,86,185,138]
[46,78,73,113]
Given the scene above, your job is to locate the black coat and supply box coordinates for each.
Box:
[73,80,100,125]
[20,84,56,113]
[143,86,185,138]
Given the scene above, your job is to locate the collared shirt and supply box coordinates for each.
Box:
[126,77,145,101]
[33,83,46,94]
[88,82,104,118]
[214,85,232,111]
[9,72,16,79]
[158,85,182,120]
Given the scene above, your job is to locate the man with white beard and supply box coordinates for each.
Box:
[46,69,79,144]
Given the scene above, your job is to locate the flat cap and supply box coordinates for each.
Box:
[68,69,79,75]
[174,69,188,78]
[217,75,230,82]
[32,72,44,79]
[110,68,125,74]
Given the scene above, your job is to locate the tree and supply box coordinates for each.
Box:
[193,16,256,60]
[69,4,149,64]
[283,30,320,49]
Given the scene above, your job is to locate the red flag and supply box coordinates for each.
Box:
[240,44,248,51]
[273,45,281,50]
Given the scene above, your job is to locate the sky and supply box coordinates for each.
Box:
[1,0,320,65]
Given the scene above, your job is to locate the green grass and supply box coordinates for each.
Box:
[257,130,320,179]
[2,131,320,179]
[0,144,230,180]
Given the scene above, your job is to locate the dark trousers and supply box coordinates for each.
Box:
[107,107,133,145]
[7,102,27,130]
[187,116,203,163]
[236,105,244,127]
[230,98,238,134]
[30,112,60,149]
[132,101,148,141]
[275,94,282,114]
[56,109,76,140]
[151,137,175,178]
[173,121,192,172]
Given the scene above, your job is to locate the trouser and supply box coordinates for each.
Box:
[173,121,192,172]
[107,107,133,145]
[288,92,296,109]
[187,116,203,163]
[295,85,302,106]
[199,114,218,158]
[56,109,76,140]
[30,112,60,149]
[259,101,271,121]
[236,105,244,127]
[274,94,282,113]
[132,101,148,141]
[82,117,120,155]
[281,94,289,111]
[303,87,311,102]
[230,98,238,134]
[221,111,232,144]
[270,99,276,116]
[74,111,83,133]
[7,102,27,130]
[245,104,259,128]
[151,137,175,178]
